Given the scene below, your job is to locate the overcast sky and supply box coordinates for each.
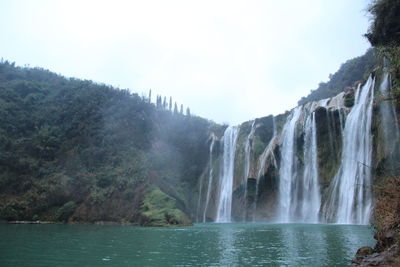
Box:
[0,0,371,124]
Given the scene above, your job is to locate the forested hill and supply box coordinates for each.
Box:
[0,61,221,225]
[298,48,376,106]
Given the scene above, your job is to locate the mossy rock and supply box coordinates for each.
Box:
[344,90,355,108]
[139,186,192,226]
[315,107,343,189]
[254,115,274,145]
[55,201,77,222]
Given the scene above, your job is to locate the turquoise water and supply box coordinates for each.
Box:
[0,223,374,266]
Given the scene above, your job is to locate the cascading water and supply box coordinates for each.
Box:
[324,76,375,224]
[277,106,302,223]
[298,112,320,222]
[257,117,277,180]
[202,134,216,222]
[277,104,322,223]
[198,72,391,225]
[379,72,400,159]
[252,118,277,220]
[196,175,205,222]
[216,126,240,223]
[244,122,256,180]
[243,121,256,206]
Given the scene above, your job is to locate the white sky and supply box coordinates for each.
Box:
[0,0,371,125]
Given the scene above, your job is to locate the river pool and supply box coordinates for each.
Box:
[0,223,375,266]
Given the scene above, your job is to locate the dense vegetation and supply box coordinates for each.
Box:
[298,0,400,108]
[298,49,377,106]
[365,0,400,47]
[0,61,219,225]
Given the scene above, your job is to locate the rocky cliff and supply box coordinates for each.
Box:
[197,69,400,225]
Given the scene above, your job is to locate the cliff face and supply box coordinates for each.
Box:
[350,70,400,265]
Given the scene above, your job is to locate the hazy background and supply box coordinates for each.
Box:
[0,0,371,124]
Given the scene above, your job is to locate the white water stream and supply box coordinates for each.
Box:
[216,126,240,222]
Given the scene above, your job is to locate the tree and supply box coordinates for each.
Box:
[174,102,178,114]
[297,49,376,106]
[148,89,152,104]
[0,60,215,224]
[365,0,400,46]
[169,97,172,111]
[163,96,167,109]
[180,104,183,115]
[186,107,191,117]
[156,95,161,108]
[365,0,400,89]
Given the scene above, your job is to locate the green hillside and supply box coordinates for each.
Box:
[0,61,219,225]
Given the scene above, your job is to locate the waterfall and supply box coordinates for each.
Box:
[379,72,400,160]
[338,108,346,131]
[252,118,277,220]
[202,134,216,222]
[276,105,322,223]
[199,72,390,225]
[244,122,256,185]
[324,76,375,224]
[243,121,256,208]
[299,112,321,222]
[196,173,204,222]
[257,117,277,180]
[277,106,302,223]
[216,126,240,223]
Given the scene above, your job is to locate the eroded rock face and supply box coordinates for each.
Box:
[351,244,400,267]
[314,106,344,197]
[375,229,398,251]
[344,89,355,108]
[204,93,350,222]
[231,116,276,221]
[198,72,399,226]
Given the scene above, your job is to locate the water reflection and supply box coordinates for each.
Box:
[0,223,375,266]
[213,223,374,266]
[274,224,328,266]
[217,224,238,266]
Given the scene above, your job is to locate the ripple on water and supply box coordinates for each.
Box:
[0,223,375,266]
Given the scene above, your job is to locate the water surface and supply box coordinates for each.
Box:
[0,223,375,266]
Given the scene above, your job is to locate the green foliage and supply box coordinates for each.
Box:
[0,60,214,223]
[365,0,400,99]
[298,49,377,106]
[365,0,400,46]
[0,199,29,220]
[365,1,400,151]
[88,188,108,205]
[377,46,400,91]
[252,139,266,159]
[314,108,343,191]
[55,201,77,222]
[122,188,135,200]
[139,186,191,226]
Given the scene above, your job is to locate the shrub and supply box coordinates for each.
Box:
[55,201,77,222]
